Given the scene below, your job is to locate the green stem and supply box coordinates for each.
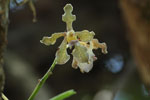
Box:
[2,93,9,100]
[28,59,57,100]
[50,89,76,100]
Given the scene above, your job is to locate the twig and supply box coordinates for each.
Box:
[14,0,29,6]
[28,59,57,100]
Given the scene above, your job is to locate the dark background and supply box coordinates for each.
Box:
[3,0,150,100]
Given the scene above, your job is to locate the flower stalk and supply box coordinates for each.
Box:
[28,59,56,100]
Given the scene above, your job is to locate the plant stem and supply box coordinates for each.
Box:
[28,59,57,100]
[2,93,9,100]
[50,89,76,100]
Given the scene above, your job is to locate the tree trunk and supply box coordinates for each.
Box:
[0,0,9,99]
[120,0,150,91]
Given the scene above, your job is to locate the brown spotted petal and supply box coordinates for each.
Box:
[76,30,95,42]
[92,39,108,54]
[40,32,65,46]
[55,38,70,64]
[72,42,89,63]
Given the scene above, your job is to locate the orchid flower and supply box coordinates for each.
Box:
[40,4,107,73]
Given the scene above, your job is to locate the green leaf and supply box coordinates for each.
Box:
[50,89,76,100]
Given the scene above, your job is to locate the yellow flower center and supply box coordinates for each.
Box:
[67,31,77,43]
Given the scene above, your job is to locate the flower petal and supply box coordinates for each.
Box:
[72,42,89,63]
[40,32,65,46]
[72,58,78,69]
[55,38,70,64]
[62,4,76,31]
[78,62,94,73]
[92,39,108,54]
[76,30,95,42]
[77,41,97,73]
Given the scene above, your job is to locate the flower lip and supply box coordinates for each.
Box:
[67,40,78,48]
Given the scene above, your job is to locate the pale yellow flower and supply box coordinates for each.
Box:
[40,4,107,73]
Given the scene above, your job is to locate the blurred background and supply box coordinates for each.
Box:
[2,0,150,100]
